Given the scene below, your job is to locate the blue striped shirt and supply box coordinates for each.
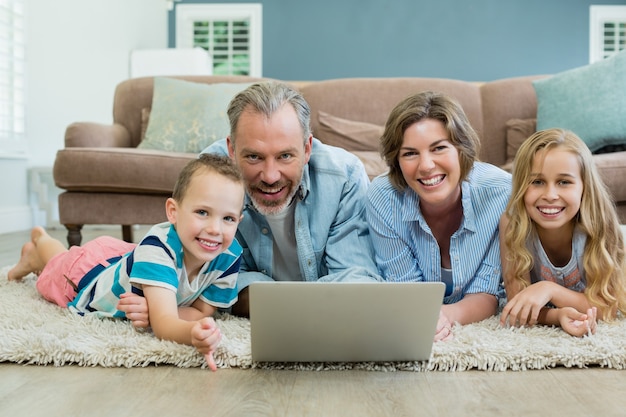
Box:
[366,162,511,303]
[68,222,241,317]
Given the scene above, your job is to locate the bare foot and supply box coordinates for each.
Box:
[31,226,47,244]
[7,241,44,281]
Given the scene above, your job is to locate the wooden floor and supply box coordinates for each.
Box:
[1,226,626,417]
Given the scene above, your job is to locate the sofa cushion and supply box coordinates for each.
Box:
[499,118,537,172]
[594,151,626,203]
[479,76,544,166]
[139,77,252,153]
[351,151,388,180]
[503,117,626,160]
[317,111,383,151]
[505,118,536,164]
[533,50,626,152]
[301,77,483,154]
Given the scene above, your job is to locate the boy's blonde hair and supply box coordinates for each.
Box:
[504,128,626,318]
[172,153,243,203]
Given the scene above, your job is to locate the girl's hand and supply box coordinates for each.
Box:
[559,306,597,337]
[117,293,150,329]
[500,282,553,328]
[191,317,222,371]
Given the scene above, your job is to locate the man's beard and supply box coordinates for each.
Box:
[247,182,299,216]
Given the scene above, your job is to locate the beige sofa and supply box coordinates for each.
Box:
[53,75,626,245]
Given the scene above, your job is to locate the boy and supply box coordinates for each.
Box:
[8,154,245,371]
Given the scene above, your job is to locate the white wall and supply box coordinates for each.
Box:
[26,0,168,167]
[0,0,167,234]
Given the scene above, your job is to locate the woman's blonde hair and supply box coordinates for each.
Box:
[504,128,626,319]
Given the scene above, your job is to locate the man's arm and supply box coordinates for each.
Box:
[322,161,381,281]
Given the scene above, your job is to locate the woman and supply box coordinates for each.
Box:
[366,91,511,341]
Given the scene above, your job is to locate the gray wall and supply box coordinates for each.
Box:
[169,0,626,81]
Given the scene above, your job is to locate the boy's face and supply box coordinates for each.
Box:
[166,169,244,276]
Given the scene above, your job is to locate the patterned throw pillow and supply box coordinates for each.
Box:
[139,77,253,153]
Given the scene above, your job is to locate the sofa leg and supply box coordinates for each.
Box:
[122,225,133,243]
[65,224,83,247]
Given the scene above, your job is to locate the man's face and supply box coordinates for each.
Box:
[228,104,312,215]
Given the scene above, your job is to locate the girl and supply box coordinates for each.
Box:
[499,128,626,336]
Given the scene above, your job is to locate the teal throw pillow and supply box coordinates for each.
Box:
[532,50,626,152]
[140,77,253,153]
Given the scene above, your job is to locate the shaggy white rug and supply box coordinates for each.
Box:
[2,265,625,371]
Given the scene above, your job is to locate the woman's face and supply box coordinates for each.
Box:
[398,118,461,210]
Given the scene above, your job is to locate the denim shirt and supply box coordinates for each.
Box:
[366,162,511,303]
[203,138,382,289]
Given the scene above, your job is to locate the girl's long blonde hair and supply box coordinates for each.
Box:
[504,128,626,319]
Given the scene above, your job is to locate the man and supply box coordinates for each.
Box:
[204,81,381,316]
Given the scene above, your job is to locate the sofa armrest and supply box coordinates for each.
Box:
[65,122,132,148]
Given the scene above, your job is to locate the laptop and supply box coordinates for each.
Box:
[249,281,445,363]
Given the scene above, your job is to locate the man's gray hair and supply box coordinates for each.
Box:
[227,81,312,145]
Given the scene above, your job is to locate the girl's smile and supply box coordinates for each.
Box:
[524,147,583,233]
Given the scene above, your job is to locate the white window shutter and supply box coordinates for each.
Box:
[590,5,626,64]
[175,3,262,77]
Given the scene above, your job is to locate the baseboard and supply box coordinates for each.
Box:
[0,206,32,234]
[29,166,62,229]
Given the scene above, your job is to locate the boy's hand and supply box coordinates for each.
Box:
[191,317,222,371]
[117,293,150,329]
[559,306,597,337]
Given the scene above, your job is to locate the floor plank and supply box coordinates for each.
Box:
[1,364,626,417]
[1,226,626,416]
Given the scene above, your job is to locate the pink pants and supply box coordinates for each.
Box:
[36,236,136,307]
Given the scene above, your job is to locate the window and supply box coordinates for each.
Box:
[590,5,626,63]
[0,0,25,155]
[175,3,262,77]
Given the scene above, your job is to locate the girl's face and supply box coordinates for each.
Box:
[398,118,461,210]
[524,147,583,233]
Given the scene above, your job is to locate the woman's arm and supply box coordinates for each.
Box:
[366,183,424,282]
[442,293,498,325]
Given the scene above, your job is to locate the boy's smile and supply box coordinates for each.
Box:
[166,169,244,278]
